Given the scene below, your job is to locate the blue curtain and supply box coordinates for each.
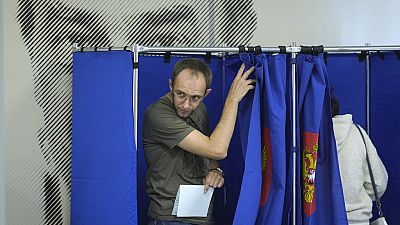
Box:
[370,52,400,225]
[71,51,137,225]
[223,53,288,225]
[220,55,245,225]
[224,53,262,225]
[256,54,288,225]
[296,54,347,225]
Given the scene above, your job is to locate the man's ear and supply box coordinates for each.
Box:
[169,79,173,91]
[205,88,212,97]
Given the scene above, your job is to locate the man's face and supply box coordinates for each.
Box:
[170,69,209,118]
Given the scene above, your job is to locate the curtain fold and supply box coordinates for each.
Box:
[224,53,288,225]
[256,53,287,225]
[296,54,348,225]
[224,53,262,225]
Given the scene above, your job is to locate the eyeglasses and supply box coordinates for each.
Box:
[172,89,205,104]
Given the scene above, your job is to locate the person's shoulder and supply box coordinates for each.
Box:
[190,102,207,118]
[197,102,208,113]
[145,95,174,115]
[352,123,368,135]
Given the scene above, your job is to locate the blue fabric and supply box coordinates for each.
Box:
[296,54,347,225]
[220,58,244,225]
[223,53,289,225]
[255,54,287,225]
[325,54,367,127]
[71,51,137,225]
[370,52,400,225]
[224,53,262,225]
[137,55,224,225]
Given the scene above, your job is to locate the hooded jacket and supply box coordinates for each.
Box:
[332,114,388,225]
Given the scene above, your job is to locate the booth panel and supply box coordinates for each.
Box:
[326,54,367,128]
[71,51,137,225]
[370,52,400,225]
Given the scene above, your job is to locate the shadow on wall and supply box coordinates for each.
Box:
[15,0,256,224]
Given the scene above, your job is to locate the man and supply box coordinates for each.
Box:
[143,58,255,225]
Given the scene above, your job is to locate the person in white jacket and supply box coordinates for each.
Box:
[331,97,388,225]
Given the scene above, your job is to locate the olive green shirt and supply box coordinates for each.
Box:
[142,95,213,225]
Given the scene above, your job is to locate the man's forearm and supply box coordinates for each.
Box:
[208,96,239,158]
[177,64,255,160]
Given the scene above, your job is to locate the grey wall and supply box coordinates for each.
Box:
[251,0,400,46]
[0,0,5,224]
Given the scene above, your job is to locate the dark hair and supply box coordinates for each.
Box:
[330,96,340,117]
[171,58,212,89]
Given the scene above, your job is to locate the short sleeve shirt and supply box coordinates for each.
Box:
[142,95,213,224]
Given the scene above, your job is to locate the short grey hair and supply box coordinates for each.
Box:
[171,58,212,89]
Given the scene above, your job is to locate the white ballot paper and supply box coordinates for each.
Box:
[172,185,214,217]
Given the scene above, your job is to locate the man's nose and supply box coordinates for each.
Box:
[182,98,191,109]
